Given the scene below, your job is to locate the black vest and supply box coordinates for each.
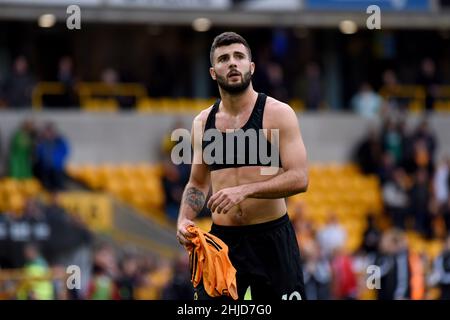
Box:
[201,93,281,171]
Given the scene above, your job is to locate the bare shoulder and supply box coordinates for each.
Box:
[264,96,298,128]
[193,105,214,130]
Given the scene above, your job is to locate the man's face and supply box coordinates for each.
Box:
[210,43,254,94]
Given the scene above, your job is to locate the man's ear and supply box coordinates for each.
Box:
[209,67,216,80]
[250,62,255,76]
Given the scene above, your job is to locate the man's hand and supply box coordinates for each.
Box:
[177,218,196,246]
[207,185,249,214]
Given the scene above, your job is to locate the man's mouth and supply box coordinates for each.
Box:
[227,71,241,78]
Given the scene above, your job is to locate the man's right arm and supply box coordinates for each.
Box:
[176,115,211,246]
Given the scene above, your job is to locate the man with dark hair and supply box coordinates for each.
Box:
[177,31,309,300]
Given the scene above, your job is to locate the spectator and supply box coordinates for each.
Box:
[162,158,190,222]
[316,213,347,258]
[330,248,357,299]
[361,214,382,258]
[35,122,70,191]
[382,167,410,229]
[381,119,403,165]
[375,229,425,300]
[380,69,406,116]
[2,56,35,108]
[432,235,450,300]
[57,56,78,107]
[410,169,433,238]
[43,192,93,281]
[378,152,396,185]
[351,82,383,119]
[162,253,193,300]
[8,120,36,179]
[17,243,54,300]
[353,126,383,175]
[440,194,450,235]
[434,156,449,207]
[87,244,120,300]
[411,119,437,174]
[161,120,192,222]
[117,253,142,300]
[417,58,440,113]
[0,128,4,177]
[302,240,332,300]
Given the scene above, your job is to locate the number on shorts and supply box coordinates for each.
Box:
[282,291,302,300]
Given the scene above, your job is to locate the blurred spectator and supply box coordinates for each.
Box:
[382,168,410,229]
[1,56,35,108]
[57,56,78,107]
[353,126,382,175]
[316,213,347,258]
[0,128,3,177]
[43,193,92,299]
[381,119,403,165]
[8,120,36,179]
[162,253,193,300]
[378,152,396,185]
[35,122,70,191]
[375,229,399,300]
[351,82,383,119]
[116,253,142,300]
[380,69,406,116]
[417,58,440,113]
[411,119,437,174]
[440,194,450,235]
[17,243,54,300]
[375,229,425,300]
[87,243,120,300]
[434,156,449,207]
[361,214,382,258]
[330,248,357,299]
[410,169,433,238]
[302,240,331,300]
[397,119,416,174]
[101,68,119,86]
[162,158,190,222]
[432,235,450,300]
[161,120,191,222]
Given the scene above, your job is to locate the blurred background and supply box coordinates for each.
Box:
[0,0,450,300]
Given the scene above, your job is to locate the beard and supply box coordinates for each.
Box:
[216,69,252,94]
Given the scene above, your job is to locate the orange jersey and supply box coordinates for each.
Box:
[186,226,238,300]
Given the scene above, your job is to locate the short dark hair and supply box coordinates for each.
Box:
[210,32,252,66]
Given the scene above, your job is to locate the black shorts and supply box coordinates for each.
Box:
[194,213,306,300]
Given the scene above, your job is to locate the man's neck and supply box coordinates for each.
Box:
[219,85,258,116]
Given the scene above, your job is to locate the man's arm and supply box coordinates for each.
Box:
[208,103,308,214]
[177,116,211,246]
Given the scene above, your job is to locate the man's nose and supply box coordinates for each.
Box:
[228,57,238,67]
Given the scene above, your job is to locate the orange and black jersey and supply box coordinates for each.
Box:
[186,226,238,300]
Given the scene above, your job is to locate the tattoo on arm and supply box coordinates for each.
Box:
[185,187,206,212]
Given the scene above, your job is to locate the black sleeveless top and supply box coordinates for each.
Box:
[201,93,282,171]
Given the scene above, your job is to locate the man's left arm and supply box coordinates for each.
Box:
[208,104,308,214]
